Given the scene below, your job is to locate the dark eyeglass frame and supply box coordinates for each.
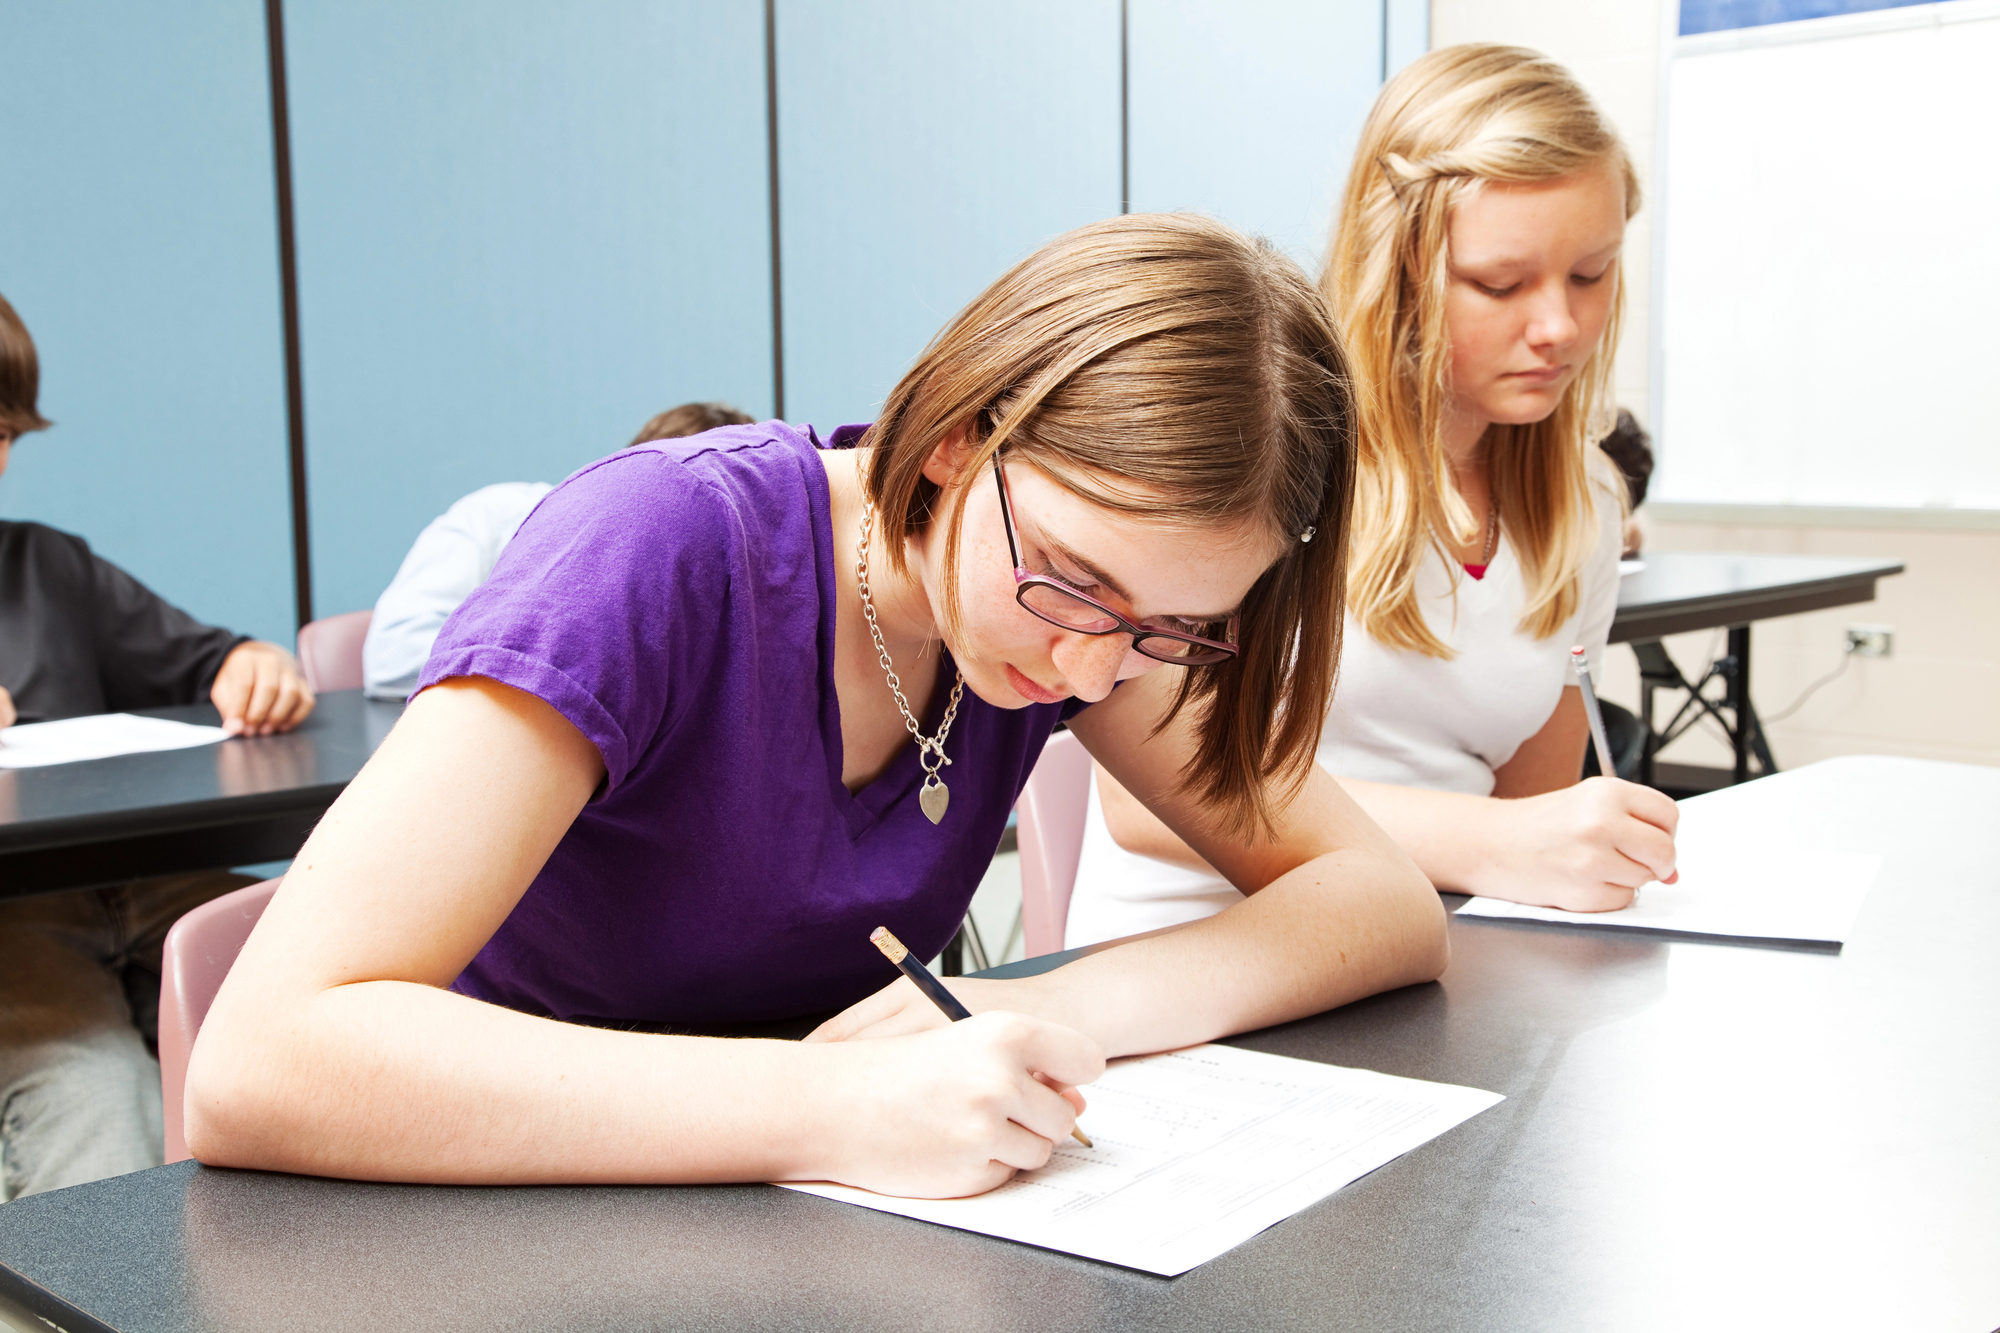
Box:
[991,455,1239,666]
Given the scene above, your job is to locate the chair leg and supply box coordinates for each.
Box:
[960,914,992,973]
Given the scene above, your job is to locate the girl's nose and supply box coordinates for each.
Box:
[1525,281,1580,350]
[1052,631,1139,703]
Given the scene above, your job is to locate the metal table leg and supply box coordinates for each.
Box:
[1726,625,1752,785]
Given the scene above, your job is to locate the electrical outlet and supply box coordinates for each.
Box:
[1846,624,1893,657]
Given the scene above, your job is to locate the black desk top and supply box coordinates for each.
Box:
[0,690,402,898]
[2,756,1993,1332]
[1610,551,1903,643]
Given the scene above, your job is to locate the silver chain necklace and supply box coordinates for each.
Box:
[856,497,965,825]
[1476,503,1499,566]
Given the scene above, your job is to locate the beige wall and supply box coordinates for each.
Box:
[1429,1,1999,771]
[1602,517,2000,770]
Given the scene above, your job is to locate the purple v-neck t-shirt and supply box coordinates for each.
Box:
[419,423,1086,1027]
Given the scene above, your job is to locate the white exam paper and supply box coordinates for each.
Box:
[1456,842,1882,943]
[782,1043,1502,1276]
[0,713,231,769]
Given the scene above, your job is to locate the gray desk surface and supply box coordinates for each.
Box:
[1609,551,1903,643]
[0,690,403,899]
[2,756,1995,1332]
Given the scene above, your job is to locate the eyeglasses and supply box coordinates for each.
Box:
[991,455,1239,666]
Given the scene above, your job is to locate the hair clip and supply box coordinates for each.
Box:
[1299,526,1317,543]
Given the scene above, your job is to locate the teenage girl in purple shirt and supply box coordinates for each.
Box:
[189,215,1449,1200]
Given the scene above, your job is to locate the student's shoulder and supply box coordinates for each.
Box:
[549,421,825,526]
[430,481,556,541]
[445,481,553,514]
[0,518,96,576]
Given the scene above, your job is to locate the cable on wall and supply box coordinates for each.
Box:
[263,0,312,627]
[1119,0,1130,214]
[764,0,787,421]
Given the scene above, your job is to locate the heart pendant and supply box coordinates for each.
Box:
[919,781,949,825]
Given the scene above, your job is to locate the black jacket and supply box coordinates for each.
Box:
[0,520,245,725]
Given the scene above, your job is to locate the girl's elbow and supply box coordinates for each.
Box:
[182,1061,254,1166]
[182,1029,291,1170]
[1397,863,1452,983]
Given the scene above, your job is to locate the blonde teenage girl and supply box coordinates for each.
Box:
[187,215,1447,1200]
[1070,46,1679,946]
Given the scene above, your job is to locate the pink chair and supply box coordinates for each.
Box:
[158,877,282,1163]
[1016,729,1095,957]
[295,609,372,693]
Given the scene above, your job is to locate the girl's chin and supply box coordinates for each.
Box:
[1483,394,1564,427]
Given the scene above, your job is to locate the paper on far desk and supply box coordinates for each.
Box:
[0,712,230,769]
[782,1044,1501,1276]
[1456,842,1882,943]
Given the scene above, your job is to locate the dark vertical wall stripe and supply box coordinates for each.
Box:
[263,0,311,628]
[1119,0,1130,215]
[764,0,786,421]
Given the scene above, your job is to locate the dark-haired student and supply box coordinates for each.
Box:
[1598,407,1653,557]
[187,215,1447,1200]
[362,401,756,699]
[0,291,315,1200]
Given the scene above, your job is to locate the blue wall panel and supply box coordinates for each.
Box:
[285,0,774,618]
[774,0,1121,432]
[1386,0,1431,79]
[1128,0,1384,273]
[0,2,297,645]
[1680,0,1934,36]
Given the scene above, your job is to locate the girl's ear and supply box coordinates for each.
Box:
[918,426,978,489]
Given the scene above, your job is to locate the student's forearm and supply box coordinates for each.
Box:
[999,846,1447,1057]
[1334,778,1511,895]
[187,981,824,1185]
[1103,764,1499,894]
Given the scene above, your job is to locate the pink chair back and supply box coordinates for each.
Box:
[1016,729,1095,957]
[158,878,281,1163]
[295,609,372,693]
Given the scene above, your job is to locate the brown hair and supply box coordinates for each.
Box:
[0,292,53,438]
[628,401,754,447]
[865,213,1356,834]
[1325,44,1638,656]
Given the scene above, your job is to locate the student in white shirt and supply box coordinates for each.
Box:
[1069,45,1680,946]
[362,402,752,699]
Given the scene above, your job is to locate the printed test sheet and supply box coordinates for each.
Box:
[781,1044,1502,1276]
[0,713,230,769]
[1456,841,1882,944]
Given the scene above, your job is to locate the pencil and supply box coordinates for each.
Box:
[1570,645,1617,780]
[869,926,1092,1148]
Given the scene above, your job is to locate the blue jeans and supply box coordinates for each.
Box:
[0,871,253,1201]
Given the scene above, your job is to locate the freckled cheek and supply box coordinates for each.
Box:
[957,579,1050,663]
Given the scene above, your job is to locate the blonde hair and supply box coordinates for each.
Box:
[1324,44,1638,656]
[866,213,1357,834]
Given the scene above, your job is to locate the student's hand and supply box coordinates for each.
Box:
[1478,776,1678,912]
[211,641,316,736]
[806,1011,1103,1199]
[0,685,14,730]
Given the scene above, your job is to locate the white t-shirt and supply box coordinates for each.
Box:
[1064,480,1624,948]
[362,482,553,699]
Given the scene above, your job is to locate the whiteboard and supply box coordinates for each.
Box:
[1656,1,2000,510]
